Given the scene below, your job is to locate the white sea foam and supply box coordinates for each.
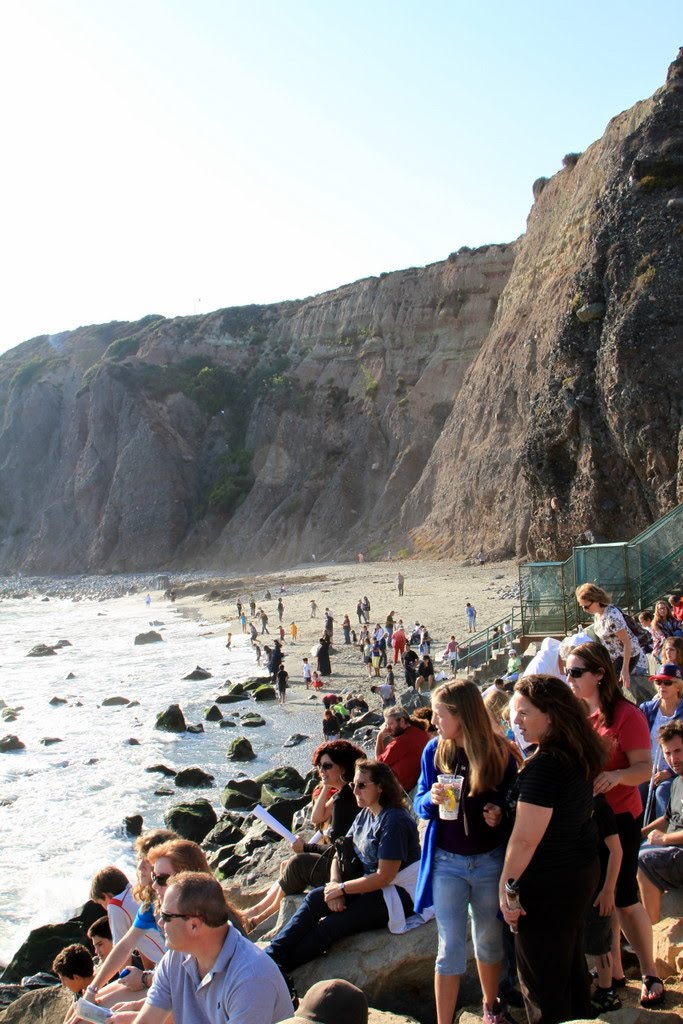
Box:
[0,591,318,965]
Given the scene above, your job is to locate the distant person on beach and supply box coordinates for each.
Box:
[391,622,406,663]
[249,622,258,642]
[311,671,323,690]
[371,681,395,709]
[310,599,317,617]
[290,622,298,642]
[260,609,270,635]
[269,641,283,684]
[277,664,289,704]
[317,635,332,676]
[446,636,459,676]
[404,645,419,688]
[236,599,242,617]
[356,600,365,625]
[226,632,232,649]
[254,642,262,666]
[264,590,272,600]
[302,657,312,689]
[240,612,247,632]
[397,572,405,596]
[478,549,486,567]
[375,706,430,791]
[324,608,334,639]
[362,596,371,621]
[277,598,285,623]
[323,707,341,740]
[342,614,352,644]
[129,872,292,1024]
[278,624,286,643]
[249,596,256,616]
[466,602,476,633]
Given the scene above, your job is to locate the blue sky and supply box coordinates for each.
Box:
[0,1,679,354]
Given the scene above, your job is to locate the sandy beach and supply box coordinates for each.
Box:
[173,556,520,704]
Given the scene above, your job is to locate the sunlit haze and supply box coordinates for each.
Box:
[0,0,679,354]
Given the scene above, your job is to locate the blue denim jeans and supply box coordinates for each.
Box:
[432,844,504,975]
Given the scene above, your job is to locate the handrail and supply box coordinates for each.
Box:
[454,608,521,673]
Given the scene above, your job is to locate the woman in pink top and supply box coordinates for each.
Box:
[566,641,663,1007]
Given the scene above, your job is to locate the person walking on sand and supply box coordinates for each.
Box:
[277,598,285,623]
[310,599,317,618]
[290,622,298,642]
[302,657,312,690]
[240,612,247,633]
[249,596,256,617]
[260,609,270,635]
[226,632,232,650]
[145,593,151,608]
[397,572,405,597]
[466,602,477,633]
[277,664,289,705]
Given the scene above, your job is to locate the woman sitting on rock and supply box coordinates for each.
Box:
[265,760,425,973]
[246,740,365,931]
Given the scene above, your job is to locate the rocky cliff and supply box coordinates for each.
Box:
[0,50,681,574]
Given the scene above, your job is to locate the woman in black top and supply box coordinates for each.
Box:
[500,675,606,1024]
[245,740,365,930]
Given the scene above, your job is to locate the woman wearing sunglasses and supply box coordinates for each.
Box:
[246,740,365,930]
[565,642,663,1007]
[266,759,423,972]
[86,837,227,1013]
[575,584,648,695]
[638,664,683,821]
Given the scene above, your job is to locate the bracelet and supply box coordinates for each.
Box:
[142,971,153,989]
[86,983,99,995]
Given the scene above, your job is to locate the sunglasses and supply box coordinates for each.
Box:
[656,680,676,686]
[567,667,593,678]
[159,910,199,922]
[351,781,374,790]
[318,761,335,770]
[151,872,172,887]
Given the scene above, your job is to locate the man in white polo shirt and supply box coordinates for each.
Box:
[125,871,293,1024]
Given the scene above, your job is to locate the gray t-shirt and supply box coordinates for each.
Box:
[666,775,683,833]
[146,924,293,1024]
[349,807,421,874]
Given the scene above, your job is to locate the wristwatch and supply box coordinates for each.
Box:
[339,881,346,894]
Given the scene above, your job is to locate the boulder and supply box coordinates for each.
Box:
[1,710,17,722]
[124,814,143,836]
[256,766,305,791]
[575,301,606,322]
[175,766,215,788]
[219,719,237,728]
[253,685,277,701]
[27,644,56,657]
[53,640,72,649]
[227,737,257,762]
[204,704,224,722]
[283,734,309,747]
[341,710,383,735]
[134,630,163,645]
[0,900,102,983]
[243,676,273,691]
[39,737,62,746]
[183,665,212,680]
[0,984,70,1022]
[186,723,205,734]
[220,779,261,811]
[202,818,245,851]
[0,735,25,753]
[102,696,130,707]
[155,786,175,796]
[215,692,248,704]
[260,786,309,830]
[145,763,177,777]
[126,738,140,745]
[48,696,67,705]
[400,689,432,713]
[155,704,186,732]
[226,682,246,695]
[241,713,266,727]
[65,672,76,679]
[653,914,683,976]
[164,799,217,842]
[233,819,276,858]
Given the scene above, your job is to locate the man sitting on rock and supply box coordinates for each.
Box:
[375,706,430,792]
[117,871,292,1024]
[638,720,683,924]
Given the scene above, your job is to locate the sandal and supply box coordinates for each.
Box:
[640,975,665,1008]
[590,970,626,989]
[591,987,622,1014]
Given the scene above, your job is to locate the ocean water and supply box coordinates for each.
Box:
[0,592,317,967]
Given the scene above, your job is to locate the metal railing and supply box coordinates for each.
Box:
[454,609,521,674]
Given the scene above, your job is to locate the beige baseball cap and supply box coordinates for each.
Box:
[280,979,368,1024]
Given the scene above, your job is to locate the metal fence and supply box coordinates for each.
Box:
[518,503,683,636]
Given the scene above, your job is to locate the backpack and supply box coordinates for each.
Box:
[620,609,654,654]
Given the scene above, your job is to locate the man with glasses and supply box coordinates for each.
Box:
[638,716,683,924]
[125,871,293,1023]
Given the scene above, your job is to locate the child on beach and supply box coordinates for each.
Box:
[278,624,286,642]
[254,642,262,665]
[585,794,623,1014]
[311,670,323,690]
[226,631,232,649]
[53,943,94,1013]
[302,657,312,689]
[291,621,298,642]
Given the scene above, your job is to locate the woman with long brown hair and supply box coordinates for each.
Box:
[565,642,663,1007]
[500,674,606,1024]
[413,680,518,1024]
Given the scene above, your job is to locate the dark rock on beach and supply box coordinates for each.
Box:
[252,684,277,701]
[0,900,102,983]
[283,734,309,747]
[1,709,18,722]
[39,737,62,746]
[214,692,248,704]
[155,704,186,732]
[134,630,163,645]
[219,718,237,727]
[204,704,223,722]
[260,785,309,830]
[145,763,177,777]
[0,735,25,753]
[65,672,76,679]
[241,713,266,727]
[27,644,56,657]
[53,640,72,649]
[164,799,217,842]
[102,696,130,707]
[186,723,204,734]
[227,736,256,761]
[256,766,305,791]
[126,737,140,745]
[175,766,215,788]
[220,777,261,811]
[243,676,272,691]
[183,665,212,680]
[124,814,143,836]
[48,696,67,706]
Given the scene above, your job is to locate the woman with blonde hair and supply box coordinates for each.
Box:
[651,599,682,660]
[576,583,648,693]
[413,680,518,1024]
[639,662,683,820]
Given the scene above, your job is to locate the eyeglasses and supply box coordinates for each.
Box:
[151,872,172,886]
[318,761,335,770]
[656,680,675,686]
[567,667,593,678]
[159,911,200,922]
[580,603,593,610]
[351,781,374,790]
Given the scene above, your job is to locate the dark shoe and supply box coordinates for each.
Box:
[640,975,665,1008]
[591,986,622,1015]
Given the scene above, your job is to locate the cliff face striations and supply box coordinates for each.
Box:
[0,51,681,574]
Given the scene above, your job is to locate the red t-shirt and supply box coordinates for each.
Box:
[378,724,430,792]
[589,700,650,818]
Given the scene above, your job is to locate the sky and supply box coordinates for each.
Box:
[0,1,679,355]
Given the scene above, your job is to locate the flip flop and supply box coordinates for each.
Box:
[640,975,664,1007]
